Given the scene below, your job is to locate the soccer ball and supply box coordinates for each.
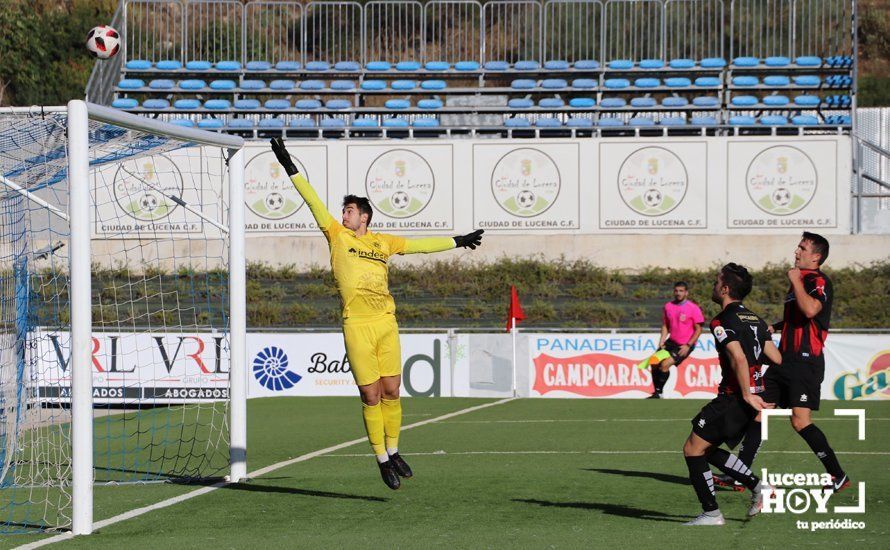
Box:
[772,187,792,206]
[139,193,159,213]
[86,25,121,59]
[643,188,663,208]
[516,190,536,209]
[391,191,410,210]
[265,192,285,211]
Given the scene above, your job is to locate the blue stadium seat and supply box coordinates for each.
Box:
[631,97,657,108]
[149,79,174,90]
[118,79,145,89]
[691,115,718,125]
[825,114,851,124]
[265,99,291,110]
[197,118,225,129]
[505,117,531,127]
[572,78,597,89]
[535,117,562,127]
[733,57,759,67]
[228,118,255,128]
[600,98,627,108]
[692,96,720,107]
[569,97,596,108]
[296,99,322,109]
[511,79,536,90]
[170,118,195,127]
[662,96,689,107]
[484,61,509,71]
[234,99,260,109]
[270,80,296,90]
[760,115,789,125]
[634,78,660,88]
[824,95,851,107]
[241,80,266,91]
[825,75,852,87]
[539,98,565,108]
[331,80,356,91]
[544,60,569,70]
[259,117,285,128]
[142,99,170,109]
[125,60,151,70]
[384,99,411,109]
[210,80,236,90]
[542,79,567,89]
[765,56,790,67]
[694,77,721,87]
[392,80,417,91]
[665,77,691,88]
[185,59,213,71]
[413,117,440,127]
[729,115,756,125]
[425,61,450,71]
[574,60,600,70]
[608,60,634,70]
[383,117,410,128]
[204,99,231,110]
[361,80,387,91]
[794,95,821,106]
[669,59,695,69]
[366,61,392,71]
[112,98,138,109]
[508,98,535,108]
[246,61,271,71]
[321,118,347,128]
[173,99,201,109]
[156,60,183,70]
[795,56,822,67]
[455,61,481,71]
[515,60,541,71]
[326,99,352,110]
[598,117,625,127]
[290,117,316,128]
[700,58,726,68]
[421,80,447,90]
[566,117,594,128]
[335,61,361,71]
[763,75,790,86]
[418,99,443,109]
[604,78,630,89]
[306,61,331,71]
[629,116,655,126]
[730,95,758,107]
[763,95,790,106]
[639,59,664,69]
[660,116,687,126]
[215,61,241,71]
[300,80,325,91]
[353,117,379,127]
[396,61,421,71]
[792,114,820,125]
[276,61,301,71]
[732,76,759,87]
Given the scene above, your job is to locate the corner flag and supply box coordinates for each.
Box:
[506,285,526,332]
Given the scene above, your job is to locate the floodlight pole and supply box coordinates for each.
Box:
[228,147,247,483]
[68,100,93,536]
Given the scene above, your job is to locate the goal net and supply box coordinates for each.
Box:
[0,102,246,534]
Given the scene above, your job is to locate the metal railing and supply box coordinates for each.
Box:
[852,108,890,234]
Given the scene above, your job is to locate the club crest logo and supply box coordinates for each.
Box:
[253,346,302,391]
[617,147,688,216]
[746,146,817,215]
[245,151,306,220]
[365,150,435,218]
[113,155,184,221]
[491,148,560,217]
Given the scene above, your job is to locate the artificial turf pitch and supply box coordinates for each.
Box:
[4,397,888,548]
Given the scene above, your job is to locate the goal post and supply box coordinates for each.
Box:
[0,101,246,535]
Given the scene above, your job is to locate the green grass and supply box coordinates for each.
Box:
[1,398,887,548]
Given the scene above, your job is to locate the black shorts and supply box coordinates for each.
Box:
[663,339,691,366]
[691,394,756,449]
[762,362,825,410]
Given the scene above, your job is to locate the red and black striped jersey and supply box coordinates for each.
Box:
[777,269,832,364]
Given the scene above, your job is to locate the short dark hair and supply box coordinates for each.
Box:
[720,263,753,300]
[343,195,373,225]
[802,231,829,265]
[674,281,688,290]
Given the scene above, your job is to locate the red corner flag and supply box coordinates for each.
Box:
[506,285,526,332]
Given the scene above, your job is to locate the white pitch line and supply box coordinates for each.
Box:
[16,397,517,549]
[321,450,890,457]
[443,417,890,424]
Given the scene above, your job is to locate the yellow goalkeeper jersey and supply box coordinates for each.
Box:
[289,173,455,319]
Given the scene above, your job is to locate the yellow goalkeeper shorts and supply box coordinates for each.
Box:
[343,314,402,387]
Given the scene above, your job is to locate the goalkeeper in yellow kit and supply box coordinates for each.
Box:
[271,139,484,490]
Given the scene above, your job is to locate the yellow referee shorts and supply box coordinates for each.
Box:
[343,314,402,387]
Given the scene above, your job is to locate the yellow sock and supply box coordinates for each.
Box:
[380,397,402,451]
[361,402,386,456]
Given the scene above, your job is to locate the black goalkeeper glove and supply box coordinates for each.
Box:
[453,229,484,250]
[270,137,299,176]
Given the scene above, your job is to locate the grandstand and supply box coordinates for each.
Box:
[88,0,856,138]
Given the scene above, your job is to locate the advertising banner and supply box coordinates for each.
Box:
[824,334,890,401]
[472,143,581,232]
[346,144,454,232]
[598,142,709,231]
[243,143,329,234]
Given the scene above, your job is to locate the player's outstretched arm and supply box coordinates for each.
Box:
[453,229,484,250]
[401,229,485,254]
[270,138,334,230]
